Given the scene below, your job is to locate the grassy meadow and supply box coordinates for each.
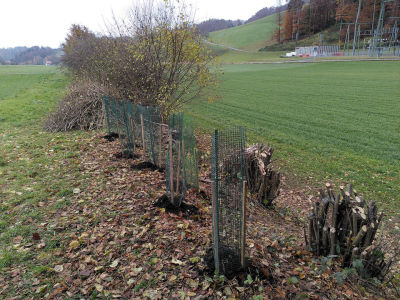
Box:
[209,14,277,51]
[211,46,310,63]
[186,61,400,217]
[0,66,95,278]
[0,58,399,298]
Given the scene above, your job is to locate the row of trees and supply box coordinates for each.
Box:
[196,19,243,36]
[0,46,61,65]
[275,0,400,43]
[0,46,27,61]
[195,4,288,37]
[60,0,220,122]
[12,46,61,65]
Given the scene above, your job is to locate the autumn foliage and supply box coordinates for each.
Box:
[60,0,220,123]
[279,0,400,42]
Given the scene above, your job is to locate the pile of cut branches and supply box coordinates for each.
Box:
[246,143,280,207]
[44,80,115,132]
[306,183,399,280]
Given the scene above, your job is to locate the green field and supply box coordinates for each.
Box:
[0,60,399,298]
[0,66,67,127]
[0,66,93,279]
[210,45,310,63]
[209,14,278,51]
[186,61,400,215]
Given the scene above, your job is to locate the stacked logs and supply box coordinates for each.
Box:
[246,143,280,207]
[305,183,390,278]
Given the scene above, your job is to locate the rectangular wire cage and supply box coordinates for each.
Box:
[211,127,247,275]
[166,113,186,206]
[103,96,118,135]
[110,100,133,157]
[143,106,166,168]
[182,115,199,190]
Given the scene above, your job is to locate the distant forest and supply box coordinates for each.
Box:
[196,4,288,36]
[278,0,399,43]
[0,46,61,65]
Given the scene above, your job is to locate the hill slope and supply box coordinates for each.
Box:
[209,14,278,51]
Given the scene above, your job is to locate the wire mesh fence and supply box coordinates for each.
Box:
[103,96,118,136]
[182,115,199,190]
[166,113,186,206]
[110,100,134,157]
[141,106,167,167]
[211,127,247,275]
[165,113,199,205]
[103,97,167,166]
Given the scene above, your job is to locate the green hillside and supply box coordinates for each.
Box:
[209,14,278,51]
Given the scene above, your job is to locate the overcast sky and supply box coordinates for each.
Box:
[0,0,276,49]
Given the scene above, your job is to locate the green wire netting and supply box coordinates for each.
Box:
[103,97,166,166]
[165,113,199,206]
[211,127,247,275]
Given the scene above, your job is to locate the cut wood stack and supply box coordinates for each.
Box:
[246,143,280,207]
[305,183,390,279]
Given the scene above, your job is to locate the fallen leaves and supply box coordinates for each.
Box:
[35,285,47,294]
[54,265,63,273]
[1,132,396,300]
[171,259,183,265]
[109,260,119,268]
[69,240,80,249]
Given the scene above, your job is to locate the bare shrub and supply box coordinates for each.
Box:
[44,80,116,132]
[60,0,220,120]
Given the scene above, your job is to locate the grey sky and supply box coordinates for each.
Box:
[0,0,276,49]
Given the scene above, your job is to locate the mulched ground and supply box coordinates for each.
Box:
[1,131,399,299]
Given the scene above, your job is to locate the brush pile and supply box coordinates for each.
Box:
[246,143,280,207]
[305,183,396,279]
[45,80,113,132]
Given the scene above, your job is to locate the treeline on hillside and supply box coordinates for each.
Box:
[12,46,61,65]
[277,0,400,43]
[0,47,27,63]
[196,3,288,36]
[196,19,243,36]
[245,3,288,23]
[0,46,61,65]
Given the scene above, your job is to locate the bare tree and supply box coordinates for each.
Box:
[62,0,220,121]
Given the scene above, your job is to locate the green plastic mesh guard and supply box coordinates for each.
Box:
[103,98,166,164]
[182,115,199,190]
[121,100,135,155]
[128,103,143,149]
[110,100,134,157]
[166,113,186,206]
[211,127,247,275]
[165,113,198,205]
[141,106,166,167]
[103,96,118,135]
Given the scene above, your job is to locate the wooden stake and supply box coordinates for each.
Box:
[352,225,367,246]
[241,181,247,268]
[332,194,339,229]
[308,213,315,247]
[116,120,124,156]
[352,210,358,237]
[304,227,309,247]
[168,134,174,205]
[364,222,375,247]
[159,125,162,167]
[211,181,219,271]
[322,226,329,250]
[141,113,145,160]
[175,141,181,195]
[330,227,336,255]
[130,117,135,153]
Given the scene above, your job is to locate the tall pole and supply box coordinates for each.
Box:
[352,0,363,56]
[241,181,247,267]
